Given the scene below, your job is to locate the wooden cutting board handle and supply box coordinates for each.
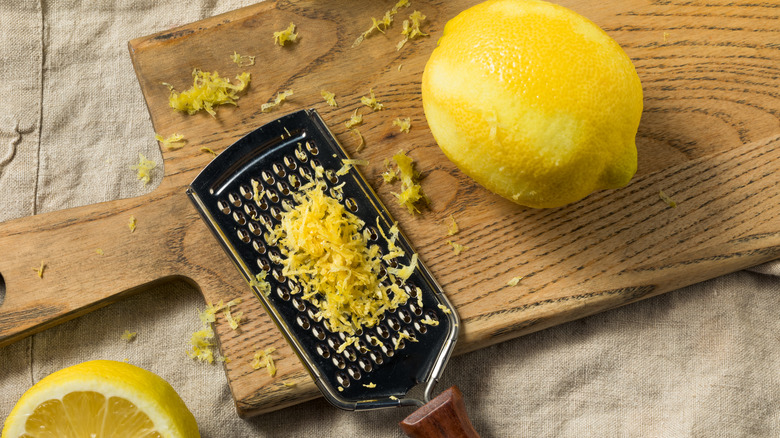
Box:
[400,386,480,438]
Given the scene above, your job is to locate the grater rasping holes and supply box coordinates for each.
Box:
[187,109,459,411]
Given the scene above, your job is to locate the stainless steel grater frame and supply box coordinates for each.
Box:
[187,109,459,411]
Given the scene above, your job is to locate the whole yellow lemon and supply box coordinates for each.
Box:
[421,0,643,208]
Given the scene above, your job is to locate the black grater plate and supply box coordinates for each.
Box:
[187,109,458,411]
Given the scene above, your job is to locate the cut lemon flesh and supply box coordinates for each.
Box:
[3,360,198,438]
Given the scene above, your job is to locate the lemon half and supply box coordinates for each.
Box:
[422,0,643,208]
[2,360,199,438]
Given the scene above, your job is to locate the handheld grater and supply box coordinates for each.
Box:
[186,109,461,413]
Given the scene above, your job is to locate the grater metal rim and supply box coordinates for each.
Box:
[187,108,459,411]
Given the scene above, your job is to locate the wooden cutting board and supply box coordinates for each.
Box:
[1,0,778,417]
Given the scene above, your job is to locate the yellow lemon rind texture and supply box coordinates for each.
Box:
[421,0,643,208]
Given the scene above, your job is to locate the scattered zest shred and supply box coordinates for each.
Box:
[231,51,256,67]
[353,0,410,47]
[167,69,251,117]
[33,261,45,279]
[131,153,157,185]
[262,89,294,112]
[363,382,377,388]
[397,10,429,50]
[360,89,385,111]
[337,336,358,354]
[659,190,677,208]
[250,271,272,297]
[345,109,364,129]
[321,90,338,107]
[273,23,299,46]
[121,330,137,342]
[128,215,137,233]
[224,307,243,330]
[155,133,187,150]
[282,381,296,387]
[447,215,459,236]
[437,304,451,315]
[95,249,104,256]
[352,128,365,152]
[188,298,243,363]
[389,395,399,400]
[507,276,524,287]
[269,180,416,335]
[337,158,369,176]
[251,347,277,377]
[200,147,217,157]
[447,240,466,255]
[392,117,411,133]
[420,316,439,326]
[387,150,428,214]
[393,331,418,350]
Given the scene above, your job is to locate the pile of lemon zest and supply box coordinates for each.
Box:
[345,109,364,129]
[392,117,411,133]
[95,249,104,256]
[33,261,45,279]
[168,69,251,117]
[321,90,338,107]
[507,276,524,286]
[250,271,272,297]
[437,304,451,315]
[447,215,459,236]
[128,215,137,233]
[131,153,157,185]
[272,181,410,335]
[261,89,294,112]
[659,190,678,208]
[121,330,137,342]
[155,133,187,151]
[388,150,428,214]
[353,0,410,47]
[231,51,256,66]
[273,23,299,46]
[252,348,278,377]
[351,128,365,152]
[420,316,439,326]
[337,158,369,176]
[397,10,429,50]
[363,382,377,388]
[200,147,217,157]
[360,89,384,111]
[447,240,466,255]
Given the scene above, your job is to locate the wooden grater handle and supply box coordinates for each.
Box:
[400,386,480,438]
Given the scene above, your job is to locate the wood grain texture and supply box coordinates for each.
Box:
[0,0,778,417]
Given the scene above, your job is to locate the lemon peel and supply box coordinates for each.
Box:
[131,153,156,185]
[168,69,251,117]
[321,90,338,107]
[392,117,411,133]
[421,0,642,208]
[273,23,298,46]
[262,89,293,112]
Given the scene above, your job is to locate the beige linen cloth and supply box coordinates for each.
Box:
[0,1,778,437]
